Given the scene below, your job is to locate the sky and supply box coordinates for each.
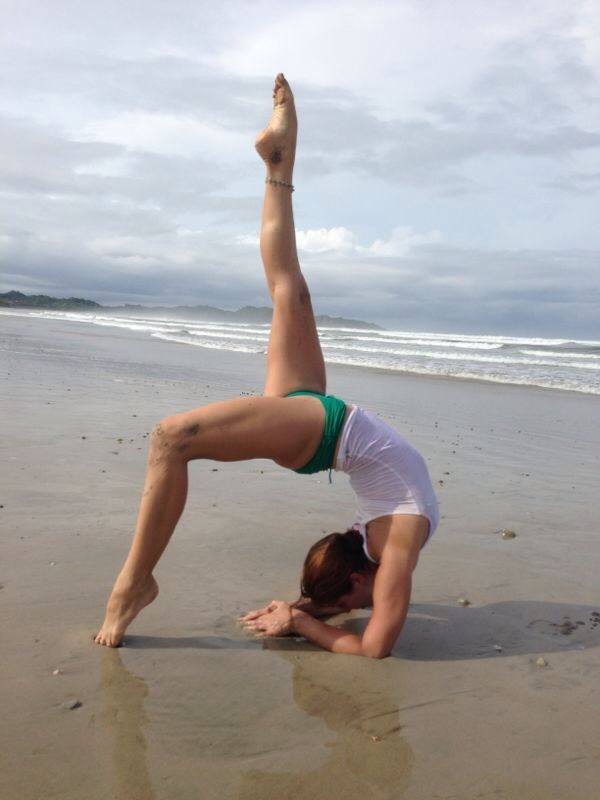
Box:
[1,0,599,336]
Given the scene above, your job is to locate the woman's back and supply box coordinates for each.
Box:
[335,405,439,540]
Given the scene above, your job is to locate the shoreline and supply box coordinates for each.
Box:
[2,307,599,399]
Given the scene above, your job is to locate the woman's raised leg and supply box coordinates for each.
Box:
[256,73,327,398]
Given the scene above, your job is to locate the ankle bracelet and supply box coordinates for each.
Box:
[265,177,295,192]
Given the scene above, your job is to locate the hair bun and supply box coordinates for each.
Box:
[341,527,363,553]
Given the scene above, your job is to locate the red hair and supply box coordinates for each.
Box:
[300,528,371,605]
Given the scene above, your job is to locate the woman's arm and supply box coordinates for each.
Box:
[290,568,412,658]
[289,608,366,654]
[291,519,423,657]
[239,596,345,631]
[240,601,366,649]
[241,519,425,656]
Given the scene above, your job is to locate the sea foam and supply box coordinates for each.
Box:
[2,309,598,395]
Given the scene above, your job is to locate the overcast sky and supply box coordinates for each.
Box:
[1,0,599,336]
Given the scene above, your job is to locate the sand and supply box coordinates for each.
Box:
[1,312,599,800]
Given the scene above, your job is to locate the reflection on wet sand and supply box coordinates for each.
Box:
[237,642,414,800]
[100,649,156,800]
[96,596,600,800]
[99,639,414,800]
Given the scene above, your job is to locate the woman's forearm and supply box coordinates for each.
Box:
[290,608,368,656]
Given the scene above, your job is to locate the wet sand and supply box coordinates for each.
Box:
[2,312,600,800]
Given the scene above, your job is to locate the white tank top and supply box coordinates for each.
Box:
[335,404,439,552]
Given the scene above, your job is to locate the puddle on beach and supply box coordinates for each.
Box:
[97,640,414,800]
[7,601,599,800]
[89,601,600,800]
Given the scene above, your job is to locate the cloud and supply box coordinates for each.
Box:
[543,171,600,193]
[236,225,443,256]
[296,225,444,256]
[367,227,443,257]
[3,216,598,337]
[295,227,357,254]
[1,0,600,337]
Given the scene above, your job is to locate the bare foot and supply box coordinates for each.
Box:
[94,574,158,647]
[255,72,297,169]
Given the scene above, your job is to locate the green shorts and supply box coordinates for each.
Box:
[284,390,347,475]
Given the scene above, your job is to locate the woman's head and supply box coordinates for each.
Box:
[300,528,376,610]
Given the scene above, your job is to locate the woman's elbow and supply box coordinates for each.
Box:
[362,643,392,659]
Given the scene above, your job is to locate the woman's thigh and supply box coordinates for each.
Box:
[159,395,324,468]
[263,276,326,397]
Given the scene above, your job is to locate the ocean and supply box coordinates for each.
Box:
[2,308,599,395]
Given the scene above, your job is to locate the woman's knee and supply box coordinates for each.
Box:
[149,414,201,460]
[272,275,311,307]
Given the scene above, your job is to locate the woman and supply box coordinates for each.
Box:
[94,74,439,657]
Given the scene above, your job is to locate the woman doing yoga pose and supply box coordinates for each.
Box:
[94,74,439,658]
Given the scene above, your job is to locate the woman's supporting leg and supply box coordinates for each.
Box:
[256,74,327,398]
[94,417,193,646]
[94,395,326,646]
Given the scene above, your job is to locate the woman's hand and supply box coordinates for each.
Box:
[239,600,293,637]
[238,600,278,623]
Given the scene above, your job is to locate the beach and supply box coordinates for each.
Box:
[2,312,599,800]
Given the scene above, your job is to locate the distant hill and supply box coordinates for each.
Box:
[0,290,100,310]
[0,291,383,330]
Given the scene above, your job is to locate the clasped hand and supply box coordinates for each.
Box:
[239,600,294,637]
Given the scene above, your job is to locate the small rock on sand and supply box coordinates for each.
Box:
[501,529,517,539]
[61,698,82,710]
[535,657,548,667]
[52,669,61,676]
[457,596,471,607]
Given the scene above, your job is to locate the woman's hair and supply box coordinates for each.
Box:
[300,528,371,605]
